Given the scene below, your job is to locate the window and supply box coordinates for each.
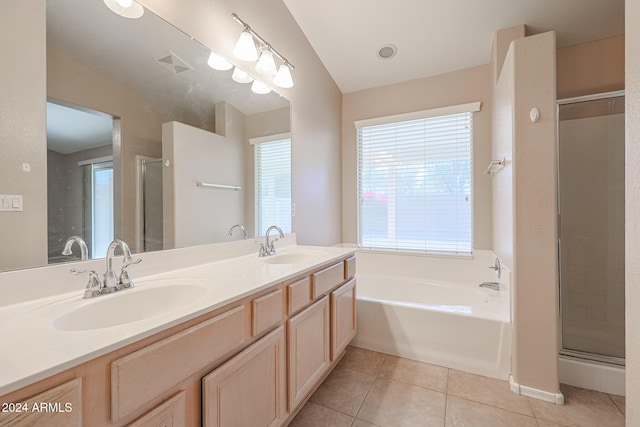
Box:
[356,103,478,255]
[86,160,114,258]
[254,136,292,236]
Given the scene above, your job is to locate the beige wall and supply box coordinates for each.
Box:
[0,0,47,270]
[492,30,560,395]
[163,121,244,248]
[140,0,343,246]
[341,64,493,249]
[626,0,639,423]
[557,36,625,99]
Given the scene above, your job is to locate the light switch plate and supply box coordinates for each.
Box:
[0,195,23,212]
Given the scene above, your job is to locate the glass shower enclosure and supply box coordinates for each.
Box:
[558,92,625,364]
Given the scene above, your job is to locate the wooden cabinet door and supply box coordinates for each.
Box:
[202,326,286,427]
[331,279,357,360]
[287,296,330,409]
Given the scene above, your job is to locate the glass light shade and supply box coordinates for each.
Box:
[116,0,132,7]
[255,50,277,76]
[103,0,144,18]
[251,80,272,95]
[232,31,259,62]
[207,52,232,71]
[272,64,294,88]
[232,67,254,84]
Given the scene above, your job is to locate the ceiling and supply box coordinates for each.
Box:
[47,102,113,154]
[282,0,625,93]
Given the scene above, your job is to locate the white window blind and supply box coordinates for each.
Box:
[255,138,292,236]
[357,111,473,254]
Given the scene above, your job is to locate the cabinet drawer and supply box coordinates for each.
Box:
[252,288,283,336]
[128,391,186,427]
[0,378,82,426]
[286,277,311,315]
[311,262,344,299]
[111,305,246,422]
[344,256,356,280]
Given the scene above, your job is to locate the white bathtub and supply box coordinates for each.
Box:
[351,249,511,379]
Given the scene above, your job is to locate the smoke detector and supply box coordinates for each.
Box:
[377,44,397,60]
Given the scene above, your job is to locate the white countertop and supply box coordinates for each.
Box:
[0,244,355,396]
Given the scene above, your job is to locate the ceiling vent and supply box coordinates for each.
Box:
[377,44,397,60]
[154,51,193,75]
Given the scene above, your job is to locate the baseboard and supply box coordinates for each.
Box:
[559,355,625,396]
[509,375,565,405]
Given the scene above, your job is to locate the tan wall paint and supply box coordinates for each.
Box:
[557,36,625,100]
[511,32,560,393]
[492,30,560,395]
[0,0,47,270]
[139,0,343,246]
[626,0,639,423]
[341,65,493,249]
[492,25,526,84]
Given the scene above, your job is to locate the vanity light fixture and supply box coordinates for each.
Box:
[232,67,254,84]
[207,51,233,71]
[233,30,259,62]
[102,0,144,19]
[255,48,277,76]
[231,13,295,88]
[251,79,272,95]
[273,63,294,88]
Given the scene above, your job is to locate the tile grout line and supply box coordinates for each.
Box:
[607,393,625,416]
[352,353,387,424]
[443,368,450,426]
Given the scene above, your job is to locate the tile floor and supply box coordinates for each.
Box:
[290,346,626,427]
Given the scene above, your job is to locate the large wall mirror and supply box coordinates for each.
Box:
[2,0,291,271]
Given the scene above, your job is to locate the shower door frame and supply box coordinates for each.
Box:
[556,89,626,367]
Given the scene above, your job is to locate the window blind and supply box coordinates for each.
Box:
[255,138,292,236]
[357,111,473,254]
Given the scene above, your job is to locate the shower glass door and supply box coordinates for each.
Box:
[558,93,625,363]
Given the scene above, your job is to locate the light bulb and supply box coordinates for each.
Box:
[207,52,232,71]
[255,49,277,76]
[273,64,293,88]
[251,80,272,95]
[232,31,259,62]
[103,0,144,18]
[232,67,254,84]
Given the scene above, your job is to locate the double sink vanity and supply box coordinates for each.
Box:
[0,237,356,426]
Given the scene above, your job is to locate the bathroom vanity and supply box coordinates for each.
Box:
[0,243,356,426]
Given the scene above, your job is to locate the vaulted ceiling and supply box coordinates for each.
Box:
[282,0,625,93]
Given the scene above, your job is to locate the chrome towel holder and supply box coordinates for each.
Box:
[484,157,507,176]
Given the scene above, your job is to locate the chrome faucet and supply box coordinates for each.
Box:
[258,225,284,257]
[228,224,248,239]
[104,239,141,290]
[71,239,141,298]
[61,236,89,261]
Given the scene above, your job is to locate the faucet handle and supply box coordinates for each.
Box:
[119,258,142,288]
[255,241,269,257]
[70,269,103,298]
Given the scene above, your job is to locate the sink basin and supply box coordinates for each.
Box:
[53,282,208,331]
[262,251,325,265]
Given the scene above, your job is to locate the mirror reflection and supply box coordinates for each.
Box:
[39,0,291,267]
